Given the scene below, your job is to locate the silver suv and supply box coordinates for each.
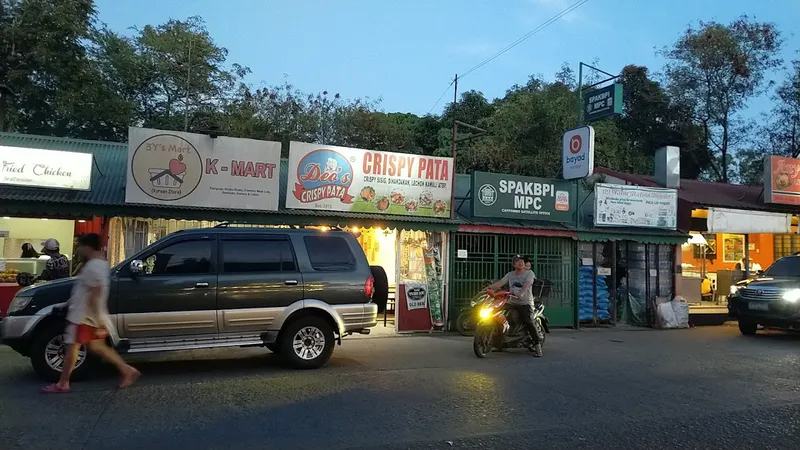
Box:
[1,226,380,380]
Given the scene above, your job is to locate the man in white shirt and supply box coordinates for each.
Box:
[42,233,139,394]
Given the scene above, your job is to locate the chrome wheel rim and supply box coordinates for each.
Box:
[44,334,86,372]
[292,326,325,360]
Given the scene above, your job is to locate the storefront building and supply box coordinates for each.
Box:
[596,154,799,320]
[448,171,579,327]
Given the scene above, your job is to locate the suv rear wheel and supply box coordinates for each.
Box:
[738,320,758,336]
[30,323,93,382]
[280,316,335,369]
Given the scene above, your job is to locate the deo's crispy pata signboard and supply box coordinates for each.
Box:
[764,155,800,205]
[285,142,454,217]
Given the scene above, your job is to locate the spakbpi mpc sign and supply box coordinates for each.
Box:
[562,126,595,180]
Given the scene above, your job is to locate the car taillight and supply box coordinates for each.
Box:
[365,275,374,298]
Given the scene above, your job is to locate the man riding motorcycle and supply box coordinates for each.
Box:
[485,255,543,357]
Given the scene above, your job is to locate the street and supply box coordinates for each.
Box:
[1,326,799,450]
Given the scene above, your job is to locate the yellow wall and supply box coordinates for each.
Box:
[0,218,75,259]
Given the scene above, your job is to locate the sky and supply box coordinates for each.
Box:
[94,0,800,118]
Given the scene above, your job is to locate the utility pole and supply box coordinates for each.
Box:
[451,74,458,158]
[184,37,193,132]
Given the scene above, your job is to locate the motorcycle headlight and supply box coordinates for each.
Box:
[479,307,493,320]
[7,294,33,314]
[783,289,800,303]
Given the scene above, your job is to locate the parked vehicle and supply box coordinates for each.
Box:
[728,253,800,335]
[1,225,382,381]
[456,290,494,336]
[472,287,550,358]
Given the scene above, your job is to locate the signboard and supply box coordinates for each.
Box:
[405,282,428,310]
[594,183,677,229]
[583,83,623,122]
[764,155,800,205]
[562,126,595,180]
[126,128,281,211]
[472,171,575,222]
[0,145,92,191]
[707,207,791,234]
[285,142,454,217]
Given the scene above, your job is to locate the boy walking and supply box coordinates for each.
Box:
[42,233,139,393]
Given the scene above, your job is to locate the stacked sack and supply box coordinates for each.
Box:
[578,266,612,321]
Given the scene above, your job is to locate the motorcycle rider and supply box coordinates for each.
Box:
[486,255,542,357]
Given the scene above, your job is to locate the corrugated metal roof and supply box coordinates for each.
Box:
[595,167,797,214]
[0,132,127,207]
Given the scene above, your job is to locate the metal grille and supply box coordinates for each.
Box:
[774,234,800,260]
[450,233,575,322]
[739,287,783,301]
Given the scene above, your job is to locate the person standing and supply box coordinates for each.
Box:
[42,233,139,394]
[38,238,70,281]
[20,243,39,258]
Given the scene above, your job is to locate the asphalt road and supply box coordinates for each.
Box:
[1,325,800,450]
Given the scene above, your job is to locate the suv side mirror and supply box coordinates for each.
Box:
[756,270,764,277]
[129,259,144,276]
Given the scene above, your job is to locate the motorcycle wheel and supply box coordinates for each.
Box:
[456,311,474,336]
[473,327,493,358]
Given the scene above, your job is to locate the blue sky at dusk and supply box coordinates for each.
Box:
[94,0,800,117]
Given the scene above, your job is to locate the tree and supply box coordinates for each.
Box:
[662,16,783,182]
[761,52,800,158]
[616,65,710,178]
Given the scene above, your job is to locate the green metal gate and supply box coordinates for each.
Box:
[449,233,576,327]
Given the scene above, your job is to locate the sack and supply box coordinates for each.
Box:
[671,297,690,329]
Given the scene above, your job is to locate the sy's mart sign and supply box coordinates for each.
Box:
[472,171,575,222]
[286,142,454,217]
[0,145,92,190]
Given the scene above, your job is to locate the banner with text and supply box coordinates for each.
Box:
[126,128,281,211]
[0,145,92,191]
[471,171,575,222]
[594,183,677,229]
[285,142,454,217]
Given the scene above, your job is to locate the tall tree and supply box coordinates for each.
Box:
[662,16,783,182]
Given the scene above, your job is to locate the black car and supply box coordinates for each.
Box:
[727,254,800,335]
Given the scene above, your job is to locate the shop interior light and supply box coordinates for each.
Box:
[687,234,707,246]
[351,227,359,233]
[78,220,86,223]
[40,218,48,221]
[1,216,10,220]
[320,226,329,232]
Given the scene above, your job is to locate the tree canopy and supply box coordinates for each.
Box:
[1,1,795,184]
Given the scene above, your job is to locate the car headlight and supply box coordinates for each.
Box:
[730,285,740,295]
[783,289,800,303]
[7,294,33,314]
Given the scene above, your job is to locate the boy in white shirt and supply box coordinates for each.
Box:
[42,233,139,393]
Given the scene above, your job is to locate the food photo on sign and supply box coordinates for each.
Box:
[285,142,454,217]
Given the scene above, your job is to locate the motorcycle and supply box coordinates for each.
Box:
[455,290,494,336]
[472,288,550,358]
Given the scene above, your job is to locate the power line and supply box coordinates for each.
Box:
[425,0,591,114]
[426,79,455,115]
[460,0,590,80]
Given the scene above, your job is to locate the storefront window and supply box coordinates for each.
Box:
[773,233,800,259]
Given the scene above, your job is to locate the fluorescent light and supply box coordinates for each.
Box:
[1,216,10,220]
[41,218,48,221]
[687,234,707,245]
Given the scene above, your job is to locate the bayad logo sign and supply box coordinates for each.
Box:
[293,149,355,204]
[130,134,203,201]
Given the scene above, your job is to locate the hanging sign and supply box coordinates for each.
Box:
[472,171,575,222]
[583,83,623,122]
[285,142,454,217]
[594,183,677,229]
[0,145,92,191]
[562,126,595,180]
[126,128,281,211]
[405,282,428,310]
[764,155,800,205]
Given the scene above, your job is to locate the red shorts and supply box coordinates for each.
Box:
[64,323,109,345]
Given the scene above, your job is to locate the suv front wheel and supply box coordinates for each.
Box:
[30,322,93,382]
[280,316,335,369]
[738,319,758,336]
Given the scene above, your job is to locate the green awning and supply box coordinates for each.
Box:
[578,230,689,245]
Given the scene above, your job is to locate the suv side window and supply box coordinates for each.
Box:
[143,240,213,275]
[221,238,297,273]
[303,235,356,271]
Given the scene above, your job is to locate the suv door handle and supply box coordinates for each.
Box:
[284,280,298,286]
[195,282,210,288]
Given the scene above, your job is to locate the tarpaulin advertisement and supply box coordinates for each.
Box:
[285,142,455,217]
[126,128,281,211]
[764,155,800,206]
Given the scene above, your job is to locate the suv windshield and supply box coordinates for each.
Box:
[764,256,800,277]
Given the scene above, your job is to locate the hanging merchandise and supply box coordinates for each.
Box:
[577,266,611,321]
[423,245,445,328]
